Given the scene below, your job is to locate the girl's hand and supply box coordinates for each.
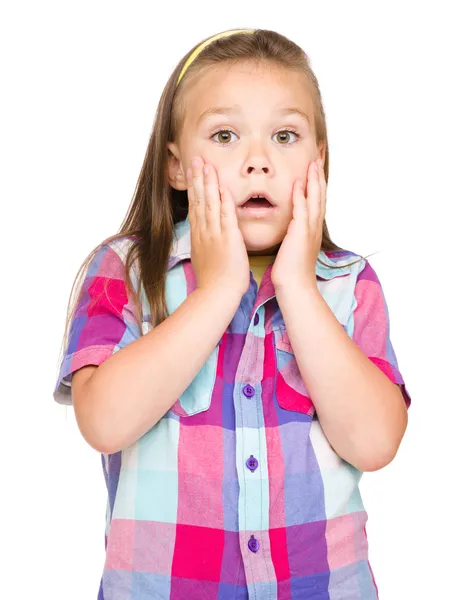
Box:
[271,157,326,291]
[187,157,250,299]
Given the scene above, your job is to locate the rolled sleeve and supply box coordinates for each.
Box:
[53,241,141,406]
[349,260,411,408]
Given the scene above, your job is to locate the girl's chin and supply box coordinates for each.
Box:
[243,237,282,255]
[239,221,286,254]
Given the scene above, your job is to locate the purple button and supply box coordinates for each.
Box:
[248,535,260,553]
[243,384,255,398]
[254,313,260,326]
[246,455,258,472]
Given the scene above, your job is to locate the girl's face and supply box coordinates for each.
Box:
[167,61,325,254]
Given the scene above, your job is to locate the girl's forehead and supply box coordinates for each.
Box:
[188,61,309,96]
[182,63,314,125]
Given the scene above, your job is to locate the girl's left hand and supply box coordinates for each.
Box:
[271,157,326,291]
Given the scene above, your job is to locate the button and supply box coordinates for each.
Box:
[254,313,259,326]
[246,455,258,472]
[243,384,255,398]
[248,535,260,553]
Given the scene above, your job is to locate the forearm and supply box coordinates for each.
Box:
[276,284,408,471]
[82,287,241,453]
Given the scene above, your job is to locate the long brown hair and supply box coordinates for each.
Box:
[59,28,371,362]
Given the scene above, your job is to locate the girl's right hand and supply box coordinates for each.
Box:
[186,157,250,300]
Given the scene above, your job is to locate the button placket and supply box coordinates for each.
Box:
[234,308,269,580]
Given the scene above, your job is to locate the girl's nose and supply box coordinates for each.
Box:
[244,152,271,174]
[247,164,270,174]
[243,140,274,175]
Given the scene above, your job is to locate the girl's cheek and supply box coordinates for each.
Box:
[212,168,231,187]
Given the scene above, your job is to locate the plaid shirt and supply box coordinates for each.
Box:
[54,216,411,599]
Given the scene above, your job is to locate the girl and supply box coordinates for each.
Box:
[54,28,411,600]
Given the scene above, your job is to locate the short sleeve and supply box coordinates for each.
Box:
[349,260,411,408]
[53,241,141,406]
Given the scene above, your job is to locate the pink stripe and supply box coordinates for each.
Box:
[104,519,135,571]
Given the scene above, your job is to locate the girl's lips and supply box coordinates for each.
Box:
[237,204,277,218]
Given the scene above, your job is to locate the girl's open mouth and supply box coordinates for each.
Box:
[238,196,277,218]
[241,197,272,208]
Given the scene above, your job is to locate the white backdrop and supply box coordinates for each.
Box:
[2,1,468,598]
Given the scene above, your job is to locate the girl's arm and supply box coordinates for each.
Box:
[276,283,408,472]
[72,286,241,454]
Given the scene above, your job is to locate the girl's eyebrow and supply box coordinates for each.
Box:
[197,105,311,126]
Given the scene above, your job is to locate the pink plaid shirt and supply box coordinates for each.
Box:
[54,216,411,599]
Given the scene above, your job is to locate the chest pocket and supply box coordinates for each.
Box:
[141,300,221,418]
[145,262,223,418]
[169,338,222,417]
[273,325,316,418]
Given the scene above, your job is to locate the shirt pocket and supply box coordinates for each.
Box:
[169,338,222,417]
[273,325,316,418]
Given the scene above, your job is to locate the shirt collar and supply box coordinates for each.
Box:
[168,216,356,280]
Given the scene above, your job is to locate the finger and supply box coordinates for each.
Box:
[293,179,308,224]
[186,166,197,229]
[316,158,327,221]
[190,157,206,231]
[306,160,321,228]
[203,163,221,234]
[219,184,238,234]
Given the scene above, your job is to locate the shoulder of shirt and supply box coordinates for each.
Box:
[104,234,140,262]
[323,249,363,261]
[94,235,143,292]
[317,248,370,279]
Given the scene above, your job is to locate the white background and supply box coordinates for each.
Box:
[2,1,468,598]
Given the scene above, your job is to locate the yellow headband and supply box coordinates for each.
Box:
[176,29,256,87]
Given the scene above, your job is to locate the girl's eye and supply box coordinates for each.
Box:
[210,129,301,145]
[212,130,239,144]
[274,130,300,144]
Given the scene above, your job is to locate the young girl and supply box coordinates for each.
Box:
[54,28,411,600]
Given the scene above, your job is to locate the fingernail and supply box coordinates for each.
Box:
[203,165,209,176]
[312,162,318,171]
[191,158,200,169]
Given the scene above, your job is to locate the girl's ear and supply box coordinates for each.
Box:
[167,142,187,190]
